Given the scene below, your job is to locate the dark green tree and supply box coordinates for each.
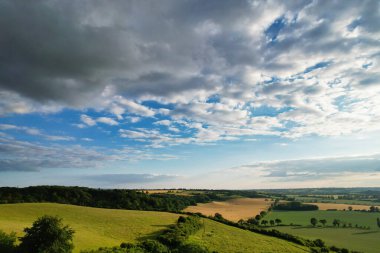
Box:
[310,217,318,227]
[0,230,17,253]
[261,220,268,226]
[377,217,380,228]
[275,218,282,225]
[269,220,275,226]
[19,215,75,253]
[333,219,341,227]
[319,219,327,227]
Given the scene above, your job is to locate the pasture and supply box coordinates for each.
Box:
[188,218,309,253]
[0,203,180,252]
[184,198,271,221]
[265,210,379,227]
[274,226,379,253]
[0,202,313,253]
[265,210,380,253]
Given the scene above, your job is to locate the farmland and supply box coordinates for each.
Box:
[184,198,272,221]
[265,210,380,253]
[305,202,379,211]
[188,218,309,253]
[0,202,310,253]
[0,203,181,252]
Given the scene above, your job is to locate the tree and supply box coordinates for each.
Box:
[214,213,223,220]
[19,215,75,253]
[333,219,341,227]
[0,230,17,253]
[275,218,282,225]
[310,217,318,227]
[348,206,353,211]
[270,220,275,226]
[377,217,380,228]
[261,220,268,226]
[319,219,327,227]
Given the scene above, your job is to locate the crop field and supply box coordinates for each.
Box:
[0,203,180,252]
[305,202,378,211]
[0,202,312,253]
[188,218,309,253]
[265,210,380,253]
[184,198,272,221]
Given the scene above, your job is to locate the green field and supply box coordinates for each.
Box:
[0,203,180,252]
[266,210,379,227]
[189,219,309,253]
[0,203,310,253]
[266,211,380,253]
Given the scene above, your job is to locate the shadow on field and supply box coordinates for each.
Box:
[136,224,172,241]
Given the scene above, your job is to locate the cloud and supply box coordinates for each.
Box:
[82,173,178,184]
[0,0,379,146]
[0,124,74,141]
[80,114,118,127]
[0,137,109,172]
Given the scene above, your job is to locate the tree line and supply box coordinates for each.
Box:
[0,186,239,212]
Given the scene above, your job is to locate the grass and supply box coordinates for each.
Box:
[304,202,377,211]
[265,210,380,253]
[0,203,312,253]
[188,218,309,253]
[274,227,380,253]
[184,198,272,221]
[0,203,180,252]
[266,210,379,227]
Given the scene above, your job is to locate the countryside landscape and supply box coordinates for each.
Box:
[1,0,380,253]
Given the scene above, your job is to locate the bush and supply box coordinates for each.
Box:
[19,215,75,253]
[173,243,211,253]
[0,230,17,253]
[138,240,169,253]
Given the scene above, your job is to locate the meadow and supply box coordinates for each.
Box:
[266,210,380,253]
[0,202,310,253]
[0,203,180,252]
[184,198,271,221]
[188,218,309,253]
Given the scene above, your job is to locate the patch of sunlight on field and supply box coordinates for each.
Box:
[0,203,180,252]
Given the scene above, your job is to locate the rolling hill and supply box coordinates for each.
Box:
[0,203,310,252]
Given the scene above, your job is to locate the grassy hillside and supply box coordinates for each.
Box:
[188,219,309,253]
[0,203,180,252]
[0,203,311,253]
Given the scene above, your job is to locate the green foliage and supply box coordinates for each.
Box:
[173,243,211,253]
[138,240,169,253]
[310,218,318,226]
[273,201,319,211]
[158,216,203,248]
[0,230,17,253]
[19,215,75,253]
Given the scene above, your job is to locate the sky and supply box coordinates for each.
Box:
[0,0,380,189]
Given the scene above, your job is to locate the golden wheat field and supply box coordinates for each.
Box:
[184,198,272,221]
[305,202,379,211]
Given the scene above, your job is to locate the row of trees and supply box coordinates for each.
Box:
[0,186,228,212]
